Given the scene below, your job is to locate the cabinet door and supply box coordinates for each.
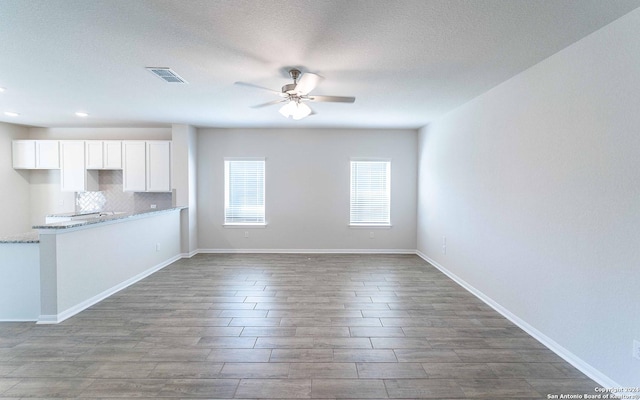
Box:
[84,140,103,169]
[12,140,36,169]
[61,141,98,192]
[146,141,171,192]
[122,141,146,192]
[103,141,122,169]
[35,140,60,169]
[85,141,104,169]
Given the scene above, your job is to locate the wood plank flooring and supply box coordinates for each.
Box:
[0,254,602,398]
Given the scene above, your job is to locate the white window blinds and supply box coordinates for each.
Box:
[224,159,265,224]
[350,160,391,225]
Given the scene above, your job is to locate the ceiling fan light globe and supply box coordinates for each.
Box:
[278,106,290,118]
[279,100,297,118]
[292,102,312,120]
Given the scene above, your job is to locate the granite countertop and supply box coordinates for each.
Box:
[34,207,187,230]
[0,231,39,243]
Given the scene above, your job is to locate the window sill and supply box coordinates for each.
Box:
[349,224,392,229]
[223,224,267,229]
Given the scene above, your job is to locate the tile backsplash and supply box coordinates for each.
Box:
[76,170,172,213]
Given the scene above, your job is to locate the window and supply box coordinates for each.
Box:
[350,160,391,226]
[224,159,265,225]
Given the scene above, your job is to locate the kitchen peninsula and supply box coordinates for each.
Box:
[0,232,40,321]
[0,207,185,323]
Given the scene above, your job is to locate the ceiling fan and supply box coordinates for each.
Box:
[235,69,356,120]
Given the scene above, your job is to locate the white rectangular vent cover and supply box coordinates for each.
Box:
[146,67,188,84]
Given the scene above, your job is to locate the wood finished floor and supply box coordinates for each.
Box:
[0,254,601,399]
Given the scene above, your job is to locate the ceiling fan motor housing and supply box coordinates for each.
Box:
[282,83,297,94]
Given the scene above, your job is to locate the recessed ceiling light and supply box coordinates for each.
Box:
[4,111,19,117]
[75,112,89,117]
[0,87,5,93]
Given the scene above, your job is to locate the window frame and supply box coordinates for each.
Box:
[223,157,266,227]
[349,158,392,227]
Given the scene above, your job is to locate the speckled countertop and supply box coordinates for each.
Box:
[0,231,39,243]
[34,207,186,230]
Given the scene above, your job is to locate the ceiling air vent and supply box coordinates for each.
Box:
[146,67,188,84]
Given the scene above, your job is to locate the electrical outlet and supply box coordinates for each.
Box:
[244,231,249,238]
[155,243,160,252]
[442,236,447,254]
[633,340,640,360]
[150,204,157,209]
[369,232,375,239]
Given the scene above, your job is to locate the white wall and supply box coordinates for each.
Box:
[0,243,40,320]
[39,209,181,321]
[417,9,640,387]
[172,124,198,255]
[26,127,171,225]
[198,128,417,251]
[29,170,76,225]
[0,122,31,235]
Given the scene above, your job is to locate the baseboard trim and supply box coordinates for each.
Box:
[36,254,182,325]
[181,249,199,258]
[197,248,417,254]
[0,317,38,322]
[414,250,623,392]
[36,314,58,324]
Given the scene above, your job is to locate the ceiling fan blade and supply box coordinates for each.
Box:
[295,73,324,95]
[234,81,285,97]
[250,99,288,108]
[308,95,356,103]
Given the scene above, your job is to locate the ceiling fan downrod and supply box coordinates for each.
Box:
[282,69,301,94]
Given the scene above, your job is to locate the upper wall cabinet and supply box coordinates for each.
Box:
[36,140,60,169]
[103,141,123,169]
[122,140,171,192]
[60,141,99,192]
[12,140,36,169]
[86,140,122,170]
[85,141,103,169]
[12,140,60,169]
[122,141,147,192]
[146,141,172,192]
[12,139,170,193]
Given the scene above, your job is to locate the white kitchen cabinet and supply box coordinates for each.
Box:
[85,141,104,169]
[12,140,59,169]
[122,141,147,192]
[60,141,98,192]
[35,140,60,169]
[122,140,171,192]
[103,141,122,169]
[146,141,171,192]
[12,140,36,169]
[86,140,122,169]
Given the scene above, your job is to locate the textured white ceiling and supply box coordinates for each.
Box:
[0,0,638,128]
